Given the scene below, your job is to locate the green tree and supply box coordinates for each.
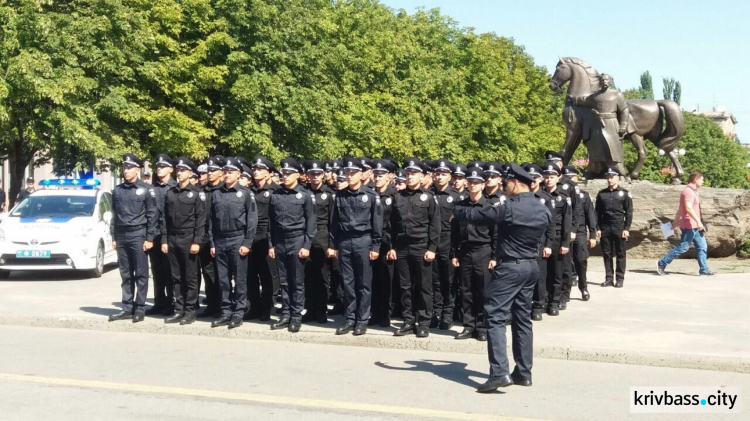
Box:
[639,71,653,99]
[662,77,675,100]
[673,81,681,105]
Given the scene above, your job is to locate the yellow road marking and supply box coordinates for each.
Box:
[0,372,546,421]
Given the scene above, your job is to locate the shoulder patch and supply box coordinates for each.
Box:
[563,184,569,190]
[618,191,624,197]
[136,188,144,196]
[419,193,428,202]
[187,191,194,199]
[375,196,381,205]
[237,191,243,198]
[575,186,580,194]
[362,195,368,203]
[540,198,546,205]
[385,197,392,206]
[320,193,328,200]
[199,192,206,201]
[263,191,270,198]
[493,201,501,207]
[149,189,155,197]
[566,197,572,206]
[628,192,632,198]
[579,193,584,199]
[446,196,453,203]
[499,196,507,205]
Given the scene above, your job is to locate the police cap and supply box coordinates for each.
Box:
[222,157,242,172]
[206,156,226,171]
[403,157,425,173]
[280,157,302,173]
[604,167,620,177]
[542,162,561,175]
[545,150,564,162]
[305,159,325,173]
[122,153,144,168]
[506,163,535,185]
[155,154,175,168]
[175,156,197,173]
[433,158,454,174]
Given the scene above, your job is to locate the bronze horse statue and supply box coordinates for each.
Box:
[549,57,684,183]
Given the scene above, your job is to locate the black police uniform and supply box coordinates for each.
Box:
[208,180,258,322]
[391,163,441,334]
[595,184,633,287]
[269,182,317,325]
[247,171,281,320]
[453,169,552,386]
[557,176,584,305]
[571,189,597,295]
[149,173,177,314]
[111,161,158,317]
[161,179,207,320]
[331,184,383,326]
[453,194,497,338]
[542,185,572,314]
[304,180,335,322]
[430,181,460,328]
[371,183,397,326]
[198,176,224,316]
[532,189,555,318]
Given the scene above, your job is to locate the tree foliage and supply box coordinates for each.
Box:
[639,71,653,99]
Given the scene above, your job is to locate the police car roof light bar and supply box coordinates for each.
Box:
[39,178,101,188]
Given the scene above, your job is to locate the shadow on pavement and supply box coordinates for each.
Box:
[375,359,486,389]
[79,306,122,316]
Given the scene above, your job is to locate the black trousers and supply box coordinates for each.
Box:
[305,229,330,317]
[214,235,248,318]
[149,238,173,309]
[601,230,626,283]
[458,244,490,332]
[485,259,537,381]
[116,229,149,313]
[396,242,433,327]
[339,235,373,322]
[198,243,219,312]
[545,242,564,307]
[328,255,344,305]
[247,226,278,317]
[432,234,455,323]
[274,235,307,319]
[371,243,394,321]
[571,237,589,290]
[559,251,574,303]
[167,234,199,315]
[532,249,548,313]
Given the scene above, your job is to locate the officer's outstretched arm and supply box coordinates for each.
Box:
[453,203,505,226]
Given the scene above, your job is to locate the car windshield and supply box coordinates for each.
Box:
[10,196,96,218]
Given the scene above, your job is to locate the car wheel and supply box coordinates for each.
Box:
[0,270,9,279]
[89,243,104,278]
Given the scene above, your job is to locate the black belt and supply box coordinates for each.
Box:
[499,257,535,263]
[168,228,193,234]
[214,230,244,238]
[273,229,305,238]
[115,225,146,233]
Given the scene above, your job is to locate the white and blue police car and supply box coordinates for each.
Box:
[0,179,117,278]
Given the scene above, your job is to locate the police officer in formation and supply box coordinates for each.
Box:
[453,167,496,341]
[331,158,383,335]
[390,158,440,338]
[147,154,178,316]
[454,164,553,392]
[208,157,257,329]
[109,150,625,348]
[595,167,633,288]
[161,157,207,325]
[246,156,280,321]
[430,158,461,331]
[109,154,157,323]
[269,158,316,333]
[197,156,225,318]
[563,166,598,301]
[302,159,334,324]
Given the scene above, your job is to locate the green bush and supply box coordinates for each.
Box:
[738,238,750,259]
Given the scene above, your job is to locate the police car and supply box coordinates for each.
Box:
[0,179,117,278]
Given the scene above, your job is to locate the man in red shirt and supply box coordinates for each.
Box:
[657,171,715,276]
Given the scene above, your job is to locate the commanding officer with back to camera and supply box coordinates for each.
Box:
[430,158,461,331]
[269,158,317,333]
[331,158,383,336]
[109,154,158,323]
[595,167,633,288]
[302,159,335,324]
[390,158,441,338]
[147,154,178,316]
[208,157,258,329]
[453,164,553,392]
[161,157,207,325]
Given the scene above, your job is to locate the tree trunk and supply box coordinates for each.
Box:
[8,121,32,208]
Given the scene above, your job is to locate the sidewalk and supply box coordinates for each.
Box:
[1,257,748,373]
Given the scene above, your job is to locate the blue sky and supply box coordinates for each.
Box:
[380,0,749,143]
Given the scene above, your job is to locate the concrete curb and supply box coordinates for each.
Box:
[2,315,747,374]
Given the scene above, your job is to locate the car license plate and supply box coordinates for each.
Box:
[16,250,51,258]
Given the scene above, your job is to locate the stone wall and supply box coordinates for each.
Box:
[579,180,750,259]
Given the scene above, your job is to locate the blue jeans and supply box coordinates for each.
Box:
[658,229,710,274]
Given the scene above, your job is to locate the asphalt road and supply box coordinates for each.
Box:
[0,325,747,421]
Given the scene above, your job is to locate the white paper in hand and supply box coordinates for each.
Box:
[660,222,674,239]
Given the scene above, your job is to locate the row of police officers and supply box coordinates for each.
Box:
[107,151,632,390]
